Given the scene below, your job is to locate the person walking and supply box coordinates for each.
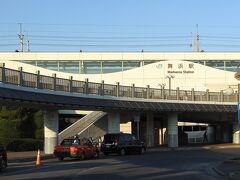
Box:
[203,130,208,143]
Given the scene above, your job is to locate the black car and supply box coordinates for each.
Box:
[0,145,7,172]
[101,133,146,156]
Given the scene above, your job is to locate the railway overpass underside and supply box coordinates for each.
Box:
[52,109,239,155]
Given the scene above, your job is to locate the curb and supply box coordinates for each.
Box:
[8,155,55,163]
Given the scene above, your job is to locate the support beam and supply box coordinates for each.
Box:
[108,112,120,133]
[43,110,59,154]
[168,113,178,148]
[146,112,154,147]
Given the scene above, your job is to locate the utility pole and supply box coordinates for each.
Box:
[26,31,30,52]
[196,24,200,52]
[18,23,24,52]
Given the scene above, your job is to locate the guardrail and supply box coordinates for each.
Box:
[0,63,239,103]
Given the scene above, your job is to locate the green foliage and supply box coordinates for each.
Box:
[0,107,44,140]
[34,111,44,139]
[0,137,43,151]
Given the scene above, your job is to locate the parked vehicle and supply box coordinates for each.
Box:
[101,133,146,156]
[54,138,99,161]
[0,145,7,172]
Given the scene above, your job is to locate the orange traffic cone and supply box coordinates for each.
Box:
[36,149,41,166]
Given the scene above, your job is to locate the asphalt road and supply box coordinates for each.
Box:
[1,147,240,180]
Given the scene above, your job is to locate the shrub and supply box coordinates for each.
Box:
[0,137,43,151]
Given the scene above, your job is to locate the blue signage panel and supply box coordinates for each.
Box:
[238,103,240,128]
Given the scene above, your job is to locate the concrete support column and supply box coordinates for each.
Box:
[168,113,178,148]
[222,124,231,143]
[108,112,120,133]
[43,110,59,154]
[146,112,154,147]
[207,125,215,143]
[134,114,140,140]
[233,123,240,144]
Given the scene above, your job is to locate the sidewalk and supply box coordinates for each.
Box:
[7,151,54,163]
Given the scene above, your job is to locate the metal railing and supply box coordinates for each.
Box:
[0,64,238,103]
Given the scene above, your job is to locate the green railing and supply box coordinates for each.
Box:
[0,64,238,103]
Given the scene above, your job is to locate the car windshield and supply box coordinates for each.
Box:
[104,134,120,143]
[61,139,80,146]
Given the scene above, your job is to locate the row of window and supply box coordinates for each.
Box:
[19,60,240,74]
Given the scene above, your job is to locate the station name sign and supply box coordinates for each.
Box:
[168,70,194,74]
[156,62,195,74]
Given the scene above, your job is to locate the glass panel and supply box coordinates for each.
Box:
[205,60,224,70]
[59,61,79,73]
[123,61,140,71]
[102,61,122,73]
[83,61,101,74]
[225,60,240,72]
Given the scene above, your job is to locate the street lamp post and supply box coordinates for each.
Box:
[166,75,175,95]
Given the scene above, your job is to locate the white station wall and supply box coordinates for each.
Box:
[0,60,238,91]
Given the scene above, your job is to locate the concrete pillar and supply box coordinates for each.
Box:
[43,110,58,154]
[108,112,120,133]
[134,114,140,140]
[168,113,178,148]
[207,125,215,143]
[222,124,231,143]
[233,123,240,144]
[146,112,154,147]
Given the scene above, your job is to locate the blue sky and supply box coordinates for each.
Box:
[0,0,240,52]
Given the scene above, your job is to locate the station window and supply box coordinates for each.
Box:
[225,60,240,72]
[83,61,102,74]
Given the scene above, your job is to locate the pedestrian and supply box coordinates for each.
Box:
[203,130,208,143]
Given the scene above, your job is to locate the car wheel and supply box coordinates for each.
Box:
[0,159,7,172]
[80,152,85,160]
[58,157,64,161]
[139,147,146,155]
[120,148,126,156]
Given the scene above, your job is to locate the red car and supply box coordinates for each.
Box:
[54,138,99,161]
